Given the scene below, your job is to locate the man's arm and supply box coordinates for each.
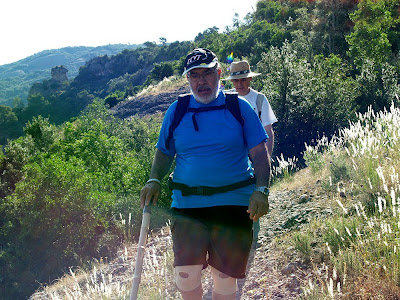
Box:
[248,141,271,221]
[264,124,274,158]
[140,149,174,208]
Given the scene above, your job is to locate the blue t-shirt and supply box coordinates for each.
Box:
[157,91,267,208]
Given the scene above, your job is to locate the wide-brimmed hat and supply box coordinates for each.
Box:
[182,48,218,75]
[222,60,261,80]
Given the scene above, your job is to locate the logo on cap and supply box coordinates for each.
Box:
[187,54,203,65]
[183,48,218,75]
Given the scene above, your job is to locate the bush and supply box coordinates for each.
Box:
[0,102,164,298]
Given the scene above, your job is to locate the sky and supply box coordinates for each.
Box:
[0,0,259,66]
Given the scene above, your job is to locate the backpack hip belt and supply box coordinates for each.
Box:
[168,175,255,196]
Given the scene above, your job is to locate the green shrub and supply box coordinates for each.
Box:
[329,158,351,184]
[292,231,312,260]
[304,146,325,173]
[0,102,164,298]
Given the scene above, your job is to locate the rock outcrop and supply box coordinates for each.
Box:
[111,86,190,119]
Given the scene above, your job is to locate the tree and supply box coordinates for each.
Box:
[23,116,57,152]
[253,0,296,26]
[19,93,51,124]
[0,105,20,145]
[144,41,157,48]
[346,0,400,68]
[346,0,400,111]
[194,26,219,42]
[313,0,357,56]
[104,90,125,108]
[0,101,163,298]
[149,62,174,82]
[257,37,359,160]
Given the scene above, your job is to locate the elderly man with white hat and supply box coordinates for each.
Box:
[224,60,277,159]
[224,60,277,241]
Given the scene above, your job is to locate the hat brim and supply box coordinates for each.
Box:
[182,61,218,76]
[222,72,261,81]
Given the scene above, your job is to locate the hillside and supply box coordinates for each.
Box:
[0,44,141,106]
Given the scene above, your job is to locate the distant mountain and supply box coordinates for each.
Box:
[0,44,141,106]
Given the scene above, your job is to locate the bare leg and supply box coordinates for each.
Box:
[175,265,203,300]
[210,266,237,300]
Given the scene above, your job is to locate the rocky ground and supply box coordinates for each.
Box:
[111,85,190,119]
[234,177,334,299]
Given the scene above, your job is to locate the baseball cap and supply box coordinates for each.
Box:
[182,48,218,75]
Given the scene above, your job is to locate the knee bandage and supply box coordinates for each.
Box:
[210,266,237,295]
[175,265,203,292]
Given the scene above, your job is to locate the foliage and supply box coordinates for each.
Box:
[145,62,175,85]
[355,59,400,113]
[104,90,125,108]
[23,116,57,152]
[346,0,400,113]
[0,105,21,145]
[1,0,399,161]
[257,34,359,160]
[312,0,357,57]
[0,101,163,298]
[346,0,400,68]
[291,230,312,260]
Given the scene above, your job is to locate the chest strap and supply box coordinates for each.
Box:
[168,175,255,196]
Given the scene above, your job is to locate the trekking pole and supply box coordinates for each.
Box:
[130,205,152,300]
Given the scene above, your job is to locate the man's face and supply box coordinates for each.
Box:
[231,77,252,96]
[187,67,221,104]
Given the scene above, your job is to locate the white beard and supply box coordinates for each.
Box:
[190,82,220,104]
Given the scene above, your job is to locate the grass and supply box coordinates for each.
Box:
[298,102,400,298]
[134,76,187,98]
[31,224,179,300]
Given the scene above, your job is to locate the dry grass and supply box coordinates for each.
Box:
[349,271,400,299]
[298,103,400,298]
[274,166,329,192]
[30,224,179,300]
[134,76,187,98]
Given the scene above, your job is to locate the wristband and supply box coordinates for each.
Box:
[146,178,161,185]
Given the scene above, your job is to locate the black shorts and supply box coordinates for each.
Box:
[170,206,253,279]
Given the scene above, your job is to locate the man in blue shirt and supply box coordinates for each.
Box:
[140,48,270,300]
